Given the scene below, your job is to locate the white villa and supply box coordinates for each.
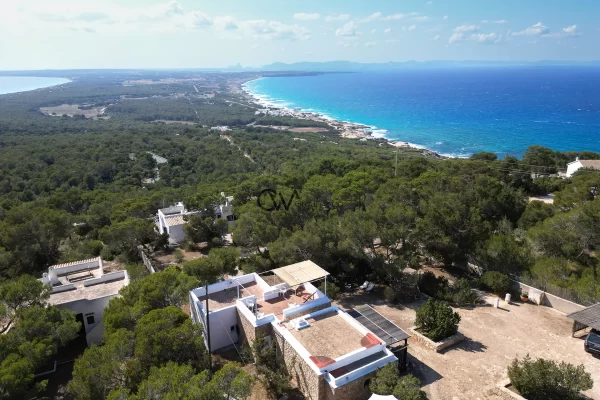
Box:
[189,260,405,400]
[40,257,129,346]
[156,193,235,245]
[156,202,199,244]
[566,158,600,177]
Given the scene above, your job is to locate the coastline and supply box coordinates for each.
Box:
[0,76,72,96]
[239,77,445,159]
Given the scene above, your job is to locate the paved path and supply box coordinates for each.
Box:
[336,292,600,400]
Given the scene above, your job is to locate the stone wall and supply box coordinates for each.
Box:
[324,367,385,400]
[275,329,325,400]
[410,327,465,352]
[236,309,272,348]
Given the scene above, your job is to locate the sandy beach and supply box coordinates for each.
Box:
[238,77,444,158]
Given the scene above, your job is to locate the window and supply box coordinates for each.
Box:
[85,313,95,325]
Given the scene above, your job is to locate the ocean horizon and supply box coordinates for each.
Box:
[0,76,71,96]
[244,67,600,158]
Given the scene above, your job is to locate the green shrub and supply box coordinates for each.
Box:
[418,271,448,297]
[450,279,480,305]
[384,286,400,304]
[370,364,427,400]
[83,240,104,257]
[318,281,340,300]
[415,299,460,342]
[173,249,184,264]
[508,355,593,400]
[481,271,510,295]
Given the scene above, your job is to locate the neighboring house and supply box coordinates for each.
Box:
[216,192,236,225]
[40,257,129,346]
[566,158,600,177]
[156,195,235,244]
[189,260,405,400]
[156,202,199,244]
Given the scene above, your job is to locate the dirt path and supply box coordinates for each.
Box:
[220,135,254,163]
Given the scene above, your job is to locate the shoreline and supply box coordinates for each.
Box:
[239,77,446,159]
[0,77,72,96]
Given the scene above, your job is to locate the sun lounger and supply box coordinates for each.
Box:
[359,281,370,290]
[365,283,375,292]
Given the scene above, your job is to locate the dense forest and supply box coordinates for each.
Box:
[0,70,599,398]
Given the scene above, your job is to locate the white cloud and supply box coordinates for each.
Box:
[493,20,508,24]
[336,20,360,37]
[409,12,420,16]
[371,28,376,34]
[481,20,489,24]
[403,25,417,32]
[433,35,440,40]
[384,28,392,34]
[427,1,433,4]
[386,39,399,44]
[381,13,407,21]
[562,25,579,36]
[449,33,466,43]
[214,16,238,30]
[251,44,260,49]
[454,25,479,33]
[413,16,429,22]
[293,13,320,21]
[361,12,382,23]
[443,16,448,20]
[365,41,377,47]
[472,32,499,44]
[326,14,350,22]
[546,24,582,39]
[242,20,310,40]
[512,22,549,36]
[336,41,350,47]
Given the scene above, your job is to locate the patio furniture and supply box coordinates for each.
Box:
[364,283,375,292]
[359,281,370,290]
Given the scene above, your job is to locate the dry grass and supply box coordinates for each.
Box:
[40,104,106,119]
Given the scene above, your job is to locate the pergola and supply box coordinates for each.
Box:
[272,260,330,296]
[567,303,600,337]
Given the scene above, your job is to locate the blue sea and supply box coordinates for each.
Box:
[0,76,70,95]
[244,67,600,158]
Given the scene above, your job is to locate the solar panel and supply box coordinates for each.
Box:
[351,305,410,346]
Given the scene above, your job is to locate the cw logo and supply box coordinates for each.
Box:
[256,189,300,211]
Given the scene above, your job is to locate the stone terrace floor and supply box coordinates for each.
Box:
[335,290,600,400]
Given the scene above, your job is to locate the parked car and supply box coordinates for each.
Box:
[584,330,600,355]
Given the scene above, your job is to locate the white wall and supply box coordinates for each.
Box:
[207,305,239,351]
[52,259,101,276]
[167,224,186,243]
[566,161,582,178]
[56,294,116,343]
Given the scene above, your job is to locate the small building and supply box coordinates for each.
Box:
[566,158,600,177]
[40,257,129,346]
[567,303,600,337]
[216,192,235,224]
[156,202,198,244]
[156,195,235,245]
[189,260,403,400]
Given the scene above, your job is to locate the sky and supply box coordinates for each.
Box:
[1,0,599,70]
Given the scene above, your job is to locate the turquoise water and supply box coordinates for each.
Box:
[244,68,600,158]
[0,76,70,95]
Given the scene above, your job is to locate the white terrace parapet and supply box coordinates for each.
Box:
[273,306,394,382]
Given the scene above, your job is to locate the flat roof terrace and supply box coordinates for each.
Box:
[199,281,313,318]
[49,278,126,305]
[198,281,264,311]
[286,310,378,367]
